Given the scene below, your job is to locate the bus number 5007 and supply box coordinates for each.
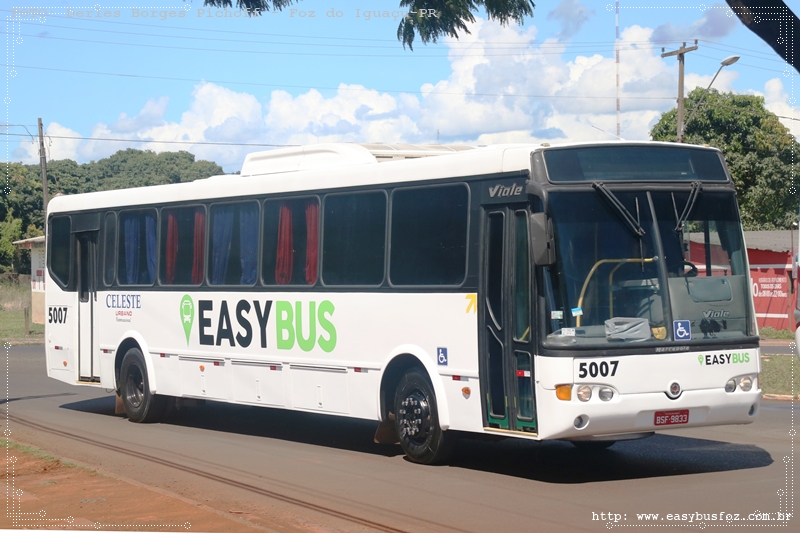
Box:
[48,307,68,324]
[578,360,618,378]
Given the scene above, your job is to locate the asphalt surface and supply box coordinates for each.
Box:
[759,339,797,356]
[3,345,796,532]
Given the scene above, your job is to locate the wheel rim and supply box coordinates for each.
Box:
[398,388,431,445]
[126,364,144,409]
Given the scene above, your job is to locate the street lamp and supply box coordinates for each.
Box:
[680,55,740,142]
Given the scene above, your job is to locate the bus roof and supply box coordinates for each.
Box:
[46,141,720,214]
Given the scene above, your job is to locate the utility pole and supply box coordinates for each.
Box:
[37,118,48,235]
[661,41,698,143]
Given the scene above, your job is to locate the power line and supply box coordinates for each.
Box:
[2,8,693,47]
[692,53,787,74]
[6,28,785,71]
[2,131,296,147]
[14,19,706,52]
[5,30,663,58]
[699,39,789,61]
[699,41,786,64]
[0,63,677,100]
[683,101,799,122]
[14,20,648,51]
[2,8,403,43]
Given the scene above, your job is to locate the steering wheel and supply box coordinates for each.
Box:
[679,260,699,277]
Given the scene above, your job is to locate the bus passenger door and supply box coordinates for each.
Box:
[76,232,99,382]
[480,207,537,433]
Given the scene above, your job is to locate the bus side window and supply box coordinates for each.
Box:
[103,212,116,286]
[160,206,206,285]
[118,210,157,286]
[262,197,319,286]
[209,201,259,286]
[49,216,72,288]
[389,184,468,286]
[322,192,387,286]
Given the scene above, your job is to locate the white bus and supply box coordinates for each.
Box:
[45,141,760,464]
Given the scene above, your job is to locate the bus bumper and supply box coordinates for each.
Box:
[536,387,761,441]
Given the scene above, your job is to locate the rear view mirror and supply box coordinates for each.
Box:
[530,212,555,266]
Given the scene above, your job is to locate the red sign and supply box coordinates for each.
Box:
[654,410,689,426]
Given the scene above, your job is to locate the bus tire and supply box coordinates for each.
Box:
[394,369,455,465]
[120,348,165,423]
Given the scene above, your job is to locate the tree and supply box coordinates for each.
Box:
[201,0,536,49]
[0,208,22,273]
[650,88,798,230]
[726,1,799,74]
[1,149,223,272]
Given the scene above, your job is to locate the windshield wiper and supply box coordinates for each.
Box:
[674,181,702,232]
[592,181,645,238]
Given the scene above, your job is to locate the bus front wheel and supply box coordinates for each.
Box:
[120,348,165,423]
[393,369,455,465]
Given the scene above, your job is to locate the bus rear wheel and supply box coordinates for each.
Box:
[120,348,165,423]
[393,369,455,465]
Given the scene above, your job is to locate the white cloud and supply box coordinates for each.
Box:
[758,78,799,134]
[547,0,594,40]
[18,14,762,173]
[110,97,169,133]
[263,84,420,146]
[15,84,269,172]
[651,3,738,42]
[12,122,82,163]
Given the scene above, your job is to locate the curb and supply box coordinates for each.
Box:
[762,393,798,401]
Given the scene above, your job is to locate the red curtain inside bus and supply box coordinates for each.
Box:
[305,200,319,285]
[276,203,293,284]
[165,212,178,284]
[191,210,205,284]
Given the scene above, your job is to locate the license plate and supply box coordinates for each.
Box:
[654,409,689,426]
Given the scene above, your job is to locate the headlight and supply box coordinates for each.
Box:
[725,379,736,393]
[577,385,592,402]
[598,387,614,401]
[739,375,753,392]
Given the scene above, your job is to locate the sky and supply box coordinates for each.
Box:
[4,0,799,173]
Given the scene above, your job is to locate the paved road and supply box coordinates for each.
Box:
[759,340,796,356]
[3,346,795,532]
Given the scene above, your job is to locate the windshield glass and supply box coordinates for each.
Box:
[543,146,728,182]
[543,190,753,348]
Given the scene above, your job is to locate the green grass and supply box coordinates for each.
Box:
[760,355,800,396]
[0,283,44,343]
[0,438,97,474]
[759,327,795,340]
[0,309,44,342]
[0,282,30,312]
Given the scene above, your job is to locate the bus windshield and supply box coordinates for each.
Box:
[543,190,752,347]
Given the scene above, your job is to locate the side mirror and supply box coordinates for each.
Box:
[530,212,555,266]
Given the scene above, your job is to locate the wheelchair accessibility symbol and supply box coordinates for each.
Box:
[673,320,691,341]
[437,347,448,366]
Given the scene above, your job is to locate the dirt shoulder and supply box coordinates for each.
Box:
[1,440,274,532]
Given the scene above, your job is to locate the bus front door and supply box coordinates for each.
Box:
[75,232,99,382]
[480,207,537,433]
